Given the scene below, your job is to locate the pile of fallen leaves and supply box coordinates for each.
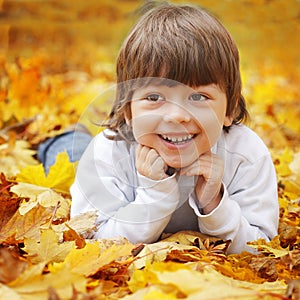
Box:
[1,0,300,299]
[0,56,299,300]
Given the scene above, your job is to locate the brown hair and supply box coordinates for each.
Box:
[105,2,249,140]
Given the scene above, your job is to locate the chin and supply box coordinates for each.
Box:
[165,159,193,170]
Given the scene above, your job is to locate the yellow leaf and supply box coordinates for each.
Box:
[23,228,75,264]
[273,147,294,177]
[0,140,38,178]
[16,152,76,194]
[49,242,101,275]
[126,262,287,299]
[0,204,54,243]
[248,237,289,258]
[8,262,86,300]
[11,183,70,219]
[50,239,134,277]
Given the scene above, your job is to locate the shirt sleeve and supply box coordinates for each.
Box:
[70,133,180,244]
[189,153,279,254]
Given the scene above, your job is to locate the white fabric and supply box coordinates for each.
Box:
[70,124,279,253]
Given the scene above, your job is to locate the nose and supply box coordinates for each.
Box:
[163,102,191,123]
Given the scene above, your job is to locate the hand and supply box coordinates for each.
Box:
[136,144,169,180]
[180,151,224,214]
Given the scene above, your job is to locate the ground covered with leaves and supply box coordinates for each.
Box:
[0,0,300,299]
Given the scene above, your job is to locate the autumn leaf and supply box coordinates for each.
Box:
[52,210,98,239]
[0,247,28,284]
[16,152,76,194]
[162,230,231,254]
[248,237,289,258]
[23,228,75,264]
[0,204,54,244]
[0,174,22,228]
[49,240,134,277]
[127,262,287,299]
[11,183,70,220]
[0,140,37,178]
[0,1,300,299]
[8,262,87,300]
[62,223,86,248]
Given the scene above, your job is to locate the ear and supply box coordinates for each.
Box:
[224,115,233,127]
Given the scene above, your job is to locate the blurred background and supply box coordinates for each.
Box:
[1,0,300,75]
[0,0,299,148]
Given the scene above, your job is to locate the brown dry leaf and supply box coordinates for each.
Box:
[0,204,54,244]
[133,231,230,270]
[0,174,22,228]
[162,230,231,254]
[23,228,75,264]
[0,247,28,284]
[133,241,199,270]
[279,250,300,280]
[62,224,86,249]
[286,280,300,299]
[0,1,299,299]
[52,211,98,239]
[0,116,35,138]
[248,237,289,258]
[249,256,278,282]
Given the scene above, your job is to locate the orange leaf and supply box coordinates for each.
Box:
[0,173,21,228]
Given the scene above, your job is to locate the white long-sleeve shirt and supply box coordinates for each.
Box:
[70,124,279,253]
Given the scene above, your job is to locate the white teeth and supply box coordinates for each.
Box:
[161,134,194,144]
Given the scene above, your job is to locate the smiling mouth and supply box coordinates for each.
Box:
[160,134,195,145]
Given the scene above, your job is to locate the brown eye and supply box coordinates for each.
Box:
[146,94,163,102]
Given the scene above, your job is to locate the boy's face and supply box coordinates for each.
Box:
[129,80,232,169]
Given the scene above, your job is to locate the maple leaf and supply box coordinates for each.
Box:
[0,140,38,178]
[7,262,87,300]
[52,211,98,241]
[49,240,134,277]
[162,230,231,254]
[23,228,75,264]
[11,183,70,220]
[16,151,76,194]
[0,2,300,299]
[0,174,22,228]
[0,204,54,244]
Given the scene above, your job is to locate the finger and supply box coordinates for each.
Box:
[151,156,168,178]
[181,155,224,180]
[136,144,150,161]
[136,145,168,179]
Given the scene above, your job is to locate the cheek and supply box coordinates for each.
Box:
[195,107,225,147]
[131,113,160,142]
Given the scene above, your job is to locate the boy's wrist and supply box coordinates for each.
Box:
[201,184,224,215]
